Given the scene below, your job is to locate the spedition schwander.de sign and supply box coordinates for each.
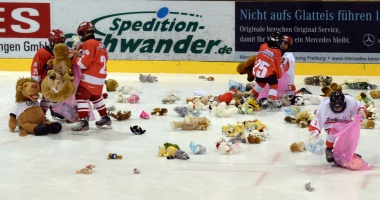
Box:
[235,1,380,63]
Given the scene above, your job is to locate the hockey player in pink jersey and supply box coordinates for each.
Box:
[308,91,366,163]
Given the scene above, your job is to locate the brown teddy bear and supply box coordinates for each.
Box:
[105,79,119,92]
[109,110,131,121]
[304,75,333,86]
[170,115,210,131]
[290,141,307,152]
[236,55,256,82]
[369,90,380,99]
[8,78,62,136]
[321,82,342,97]
[247,134,261,144]
[295,110,314,128]
[41,43,75,102]
[361,119,375,129]
[151,108,168,116]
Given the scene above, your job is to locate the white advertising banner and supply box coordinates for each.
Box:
[52,0,235,61]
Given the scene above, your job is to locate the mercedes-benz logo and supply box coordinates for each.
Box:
[363,34,375,46]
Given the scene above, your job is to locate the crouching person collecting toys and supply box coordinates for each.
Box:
[70,21,112,134]
[307,91,371,169]
[251,31,283,110]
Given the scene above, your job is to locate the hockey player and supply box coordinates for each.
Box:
[251,31,284,110]
[31,29,66,120]
[71,21,112,133]
[308,91,366,163]
[279,35,296,97]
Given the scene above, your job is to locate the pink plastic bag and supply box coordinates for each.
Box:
[330,115,372,170]
[258,72,290,100]
[52,65,95,122]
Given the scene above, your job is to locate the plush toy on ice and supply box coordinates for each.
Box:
[9,78,62,136]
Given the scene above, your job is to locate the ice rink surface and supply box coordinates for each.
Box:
[0,71,379,200]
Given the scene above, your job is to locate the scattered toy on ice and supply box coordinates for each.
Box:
[305,182,315,192]
[76,164,96,174]
[133,168,141,174]
[108,153,123,159]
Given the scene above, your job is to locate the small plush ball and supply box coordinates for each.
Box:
[133,168,141,174]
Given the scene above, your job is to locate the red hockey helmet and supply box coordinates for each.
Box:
[77,21,95,41]
[281,35,293,51]
[48,29,66,46]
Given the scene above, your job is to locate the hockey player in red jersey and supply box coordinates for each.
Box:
[71,21,112,133]
[31,29,66,120]
[308,91,366,163]
[251,32,284,110]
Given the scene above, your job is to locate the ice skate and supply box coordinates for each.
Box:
[71,120,89,135]
[325,148,334,163]
[95,115,112,129]
[265,99,282,111]
[50,107,65,121]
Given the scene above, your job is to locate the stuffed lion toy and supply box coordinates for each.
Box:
[41,43,75,102]
[8,78,62,136]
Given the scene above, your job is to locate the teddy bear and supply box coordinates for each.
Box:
[357,92,374,107]
[157,145,178,157]
[130,125,146,135]
[290,141,307,152]
[108,153,123,159]
[284,116,297,124]
[189,141,206,154]
[170,115,210,131]
[105,79,119,91]
[369,90,380,99]
[304,75,333,86]
[109,110,131,121]
[221,123,245,137]
[139,74,158,82]
[236,54,256,82]
[361,119,375,129]
[76,164,96,174]
[295,110,314,128]
[41,43,75,102]
[8,77,62,136]
[241,119,267,132]
[211,102,239,117]
[321,82,342,97]
[238,97,260,114]
[228,132,247,144]
[251,129,267,141]
[151,108,168,116]
[247,134,261,144]
[187,97,207,110]
[167,150,190,160]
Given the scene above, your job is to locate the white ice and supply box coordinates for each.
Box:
[0,71,379,200]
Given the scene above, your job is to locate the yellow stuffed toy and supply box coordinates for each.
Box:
[8,78,62,136]
[221,123,245,137]
[105,79,119,92]
[41,43,75,102]
[236,55,256,82]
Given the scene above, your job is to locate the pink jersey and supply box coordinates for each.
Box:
[309,95,365,133]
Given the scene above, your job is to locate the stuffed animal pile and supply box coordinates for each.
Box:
[170,115,210,131]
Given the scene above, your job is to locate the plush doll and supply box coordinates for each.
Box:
[369,90,380,99]
[247,134,261,144]
[174,106,189,117]
[41,43,75,102]
[139,74,158,82]
[221,123,245,137]
[157,146,178,157]
[304,75,333,86]
[211,102,238,117]
[189,141,206,154]
[76,164,96,174]
[105,79,119,92]
[251,129,267,141]
[170,115,210,131]
[290,141,307,152]
[241,119,267,132]
[151,108,168,116]
[167,150,190,160]
[361,119,375,129]
[295,110,314,128]
[108,153,123,159]
[238,97,260,114]
[284,116,297,124]
[188,98,207,110]
[162,90,181,104]
[236,54,256,82]
[228,132,247,144]
[130,125,146,135]
[163,142,180,150]
[109,110,131,121]
[127,94,140,104]
[205,77,214,81]
[357,92,374,107]
[343,78,378,89]
[9,78,62,136]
